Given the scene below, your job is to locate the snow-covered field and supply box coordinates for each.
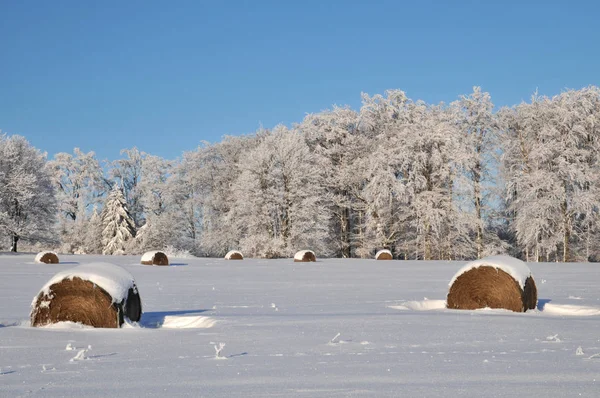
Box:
[1,254,599,397]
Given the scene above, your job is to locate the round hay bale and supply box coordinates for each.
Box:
[294,250,316,262]
[446,255,537,313]
[375,249,393,260]
[141,251,169,266]
[225,250,244,260]
[35,251,59,264]
[30,263,142,328]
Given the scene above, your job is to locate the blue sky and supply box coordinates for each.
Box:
[1,0,599,161]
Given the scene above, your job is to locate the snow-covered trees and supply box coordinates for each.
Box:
[101,185,136,255]
[299,106,363,257]
[0,135,57,251]
[232,126,331,258]
[48,148,107,222]
[5,85,600,261]
[500,87,600,262]
[47,148,108,253]
[452,87,499,259]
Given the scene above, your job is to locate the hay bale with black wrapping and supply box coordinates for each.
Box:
[447,255,537,313]
[35,251,59,264]
[375,249,393,260]
[141,250,169,266]
[225,250,244,260]
[294,250,316,262]
[30,262,142,328]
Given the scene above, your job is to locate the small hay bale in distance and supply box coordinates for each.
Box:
[375,249,393,260]
[225,250,244,260]
[446,255,537,313]
[30,262,142,328]
[141,250,169,266]
[294,250,316,262]
[35,251,59,264]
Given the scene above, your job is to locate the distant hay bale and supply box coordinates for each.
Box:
[30,263,142,328]
[225,250,244,260]
[294,250,316,262]
[35,251,59,264]
[375,249,393,260]
[446,255,537,313]
[141,251,169,266]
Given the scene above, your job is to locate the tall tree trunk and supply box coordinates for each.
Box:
[474,159,483,259]
[340,206,351,258]
[10,234,19,252]
[424,219,431,261]
[562,198,570,262]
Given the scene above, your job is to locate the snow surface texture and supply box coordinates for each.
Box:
[225,250,243,260]
[293,249,315,261]
[2,255,600,397]
[34,251,58,263]
[32,262,137,306]
[448,254,533,289]
[375,249,392,259]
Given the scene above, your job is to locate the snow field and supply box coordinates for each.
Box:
[1,255,600,397]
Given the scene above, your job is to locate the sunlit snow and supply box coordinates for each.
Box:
[1,254,600,397]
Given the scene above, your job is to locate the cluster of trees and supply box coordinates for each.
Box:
[2,86,600,262]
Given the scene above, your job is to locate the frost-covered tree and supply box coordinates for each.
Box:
[0,134,57,252]
[356,90,410,257]
[452,87,499,258]
[356,91,473,260]
[47,148,108,252]
[138,154,172,217]
[48,148,107,221]
[83,206,104,254]
[299,106,364,257]
[233,126,331,258]
[500,87,600,262]
[172,134,262,256]
[101,185,136,255]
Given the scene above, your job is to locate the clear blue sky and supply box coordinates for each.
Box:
[1,0,599,161]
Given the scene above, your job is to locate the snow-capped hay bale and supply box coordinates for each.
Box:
[30,262,142,328]
[446,255,537,313]
[225,250,244,260]
[375,249,393,260]
[294,250,316,262]
[140,250,169,266]
[35,251,59,264]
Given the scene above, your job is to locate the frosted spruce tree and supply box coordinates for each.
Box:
[101,185,136,255]
[110,147,144,228]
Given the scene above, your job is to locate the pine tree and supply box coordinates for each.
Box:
[101,185,136,255]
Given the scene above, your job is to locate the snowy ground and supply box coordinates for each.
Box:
[1,254,599,397]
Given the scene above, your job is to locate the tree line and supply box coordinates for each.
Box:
[2,86,600,262]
